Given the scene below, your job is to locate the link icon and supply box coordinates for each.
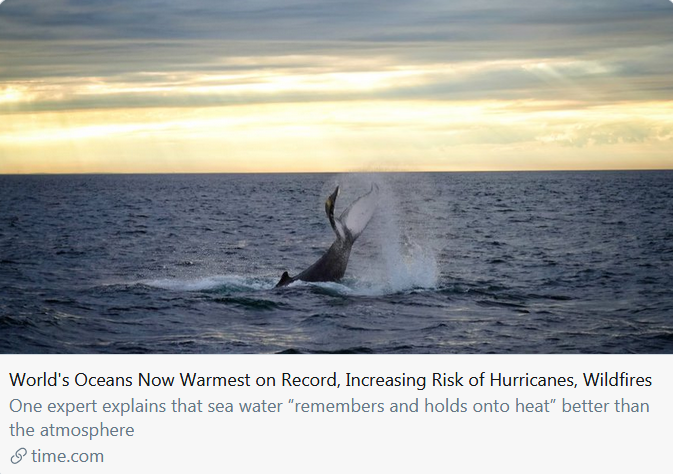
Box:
[11,447,27,464]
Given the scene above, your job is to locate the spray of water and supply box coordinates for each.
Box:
[333,173,440,294]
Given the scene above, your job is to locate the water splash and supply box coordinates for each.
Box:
[145,174,440,297]
[284,280,354,295]
[143,275,274,293]
[335,173,440,294]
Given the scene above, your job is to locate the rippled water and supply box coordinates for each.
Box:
[1,171,671,353]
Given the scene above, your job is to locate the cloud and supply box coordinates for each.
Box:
[1,0,672,172]
[2,46,669,115]
[538,121,673,147]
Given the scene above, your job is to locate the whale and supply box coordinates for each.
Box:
[276,183,379,287]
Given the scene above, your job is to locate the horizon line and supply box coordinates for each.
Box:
[2,168,672,176]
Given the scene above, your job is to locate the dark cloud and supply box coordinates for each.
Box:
[2,0,671,44]
[1,0,672,112]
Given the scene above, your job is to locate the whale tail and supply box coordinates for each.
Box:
[276,183,379,287]
[326,183,379,243]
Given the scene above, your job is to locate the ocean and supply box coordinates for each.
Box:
[1,171,671,353]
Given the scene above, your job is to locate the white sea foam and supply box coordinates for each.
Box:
[285,279,355,295]
[144,275,273,292]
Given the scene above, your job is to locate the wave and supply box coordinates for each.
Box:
[142,272,436,298]
[282,280,354,295]
[281,275,438,297]
[142,275,274,293]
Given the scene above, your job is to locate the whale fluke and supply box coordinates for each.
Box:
[276,183,379,287]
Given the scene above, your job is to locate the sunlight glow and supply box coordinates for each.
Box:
[1,51,672,173]
[2,98,672,173]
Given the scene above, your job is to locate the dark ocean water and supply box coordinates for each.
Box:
[1,171,671,354]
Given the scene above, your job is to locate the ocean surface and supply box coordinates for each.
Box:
[1,171,672,354]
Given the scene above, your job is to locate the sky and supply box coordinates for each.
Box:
[0,0,672,173]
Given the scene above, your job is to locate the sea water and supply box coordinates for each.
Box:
[0,171,671,353]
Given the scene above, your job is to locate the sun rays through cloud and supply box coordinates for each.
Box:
[1,0,672,173]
